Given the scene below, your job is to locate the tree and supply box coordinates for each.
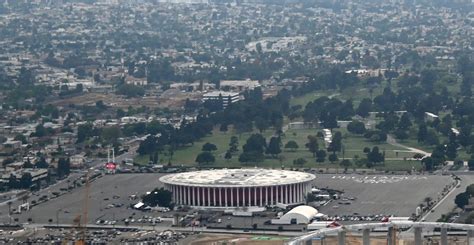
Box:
[32,124,47,138]
[101,126,122,145]
[328,153,338,164]
[239,151,264,164]
[116,84,145,98]
[8,175,19,189]
[35,157,49,168]
[293,158,307,166]
[425,130,440,145]
[398,114,412,130]
[455,192,469,209]
[266,137,282,158]
[20,173,32,189]
[347,121,366,134]
[422,157,435,172]
[77,123,94,143]
[219,123,228,133]
[445,133,458,160]
[224,151,232,161]
[57,158,71,178]
[394,129,409,140]
[340,159,352,171]
[367,146,384,165]
[322,113,338,130]
[202,142,217,152]
[137,135,159,155]
[431,145,446,166]
[468,156,474,171]
[95,100,107,110]
[305,135,319,157]
[242,134,267,154]
[284,140,299,152]
[316,150,327,163]
[239,134,266,164]
[235,121,253,135]
[417,124,428,143]
[356,98,372,117]
[229,136,239,153]
[255,117,269,133]
[14,134,27,144]
[466,184,474,196]
[195,151,215,165]
[142,188,173,208]
[327,132,342,153]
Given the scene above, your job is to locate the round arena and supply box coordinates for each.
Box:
[159,169,316,207]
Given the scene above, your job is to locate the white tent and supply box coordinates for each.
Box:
[272,205,319,225]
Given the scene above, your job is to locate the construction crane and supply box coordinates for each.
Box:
[64,170,90,245]
[76,170,90,245]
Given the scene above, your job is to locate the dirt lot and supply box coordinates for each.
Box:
[50,90,201,110]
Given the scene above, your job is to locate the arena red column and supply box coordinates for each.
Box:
[218,187,222,206]
[265,186,269,206]
[237,188,240,207]
[270,186,274,205]
[248,187,251,206]
[225,188,228,207]
[212,188,216,206]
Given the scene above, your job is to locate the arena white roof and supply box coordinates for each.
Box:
[159,169,315,187]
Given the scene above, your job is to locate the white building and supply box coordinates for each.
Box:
[202,91,240,108]
[272,205,319,225]
[220,79,260,92]
[160,169,315,208]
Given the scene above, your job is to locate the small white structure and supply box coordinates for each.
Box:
[424,112,439,122]
[272,205,318,225]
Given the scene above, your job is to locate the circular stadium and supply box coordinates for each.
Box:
[159,169,316,207]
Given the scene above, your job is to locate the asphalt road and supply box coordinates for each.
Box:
[422,174,474,222]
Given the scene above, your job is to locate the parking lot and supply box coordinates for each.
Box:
[8,173,168,226]
[312,174,454,217]
[2,172,455,230]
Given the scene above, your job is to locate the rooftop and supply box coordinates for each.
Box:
[203,91,240,97]
[159,169,315,187]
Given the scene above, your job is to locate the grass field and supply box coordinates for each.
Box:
[290,82,388,108]
[134,78,464,171]
[134,125,421,171]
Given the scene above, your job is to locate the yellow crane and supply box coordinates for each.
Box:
[76,170,90,245]
[64,170,90,245]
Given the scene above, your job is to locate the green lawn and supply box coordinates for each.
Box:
[290,82,389,108]
[135,78,459,171]
[135,128,275,166]
[135,126,422,171]
[290,90,335,107]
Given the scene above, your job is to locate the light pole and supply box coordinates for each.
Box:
[56,208,62,228]
[7,201,12,225]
